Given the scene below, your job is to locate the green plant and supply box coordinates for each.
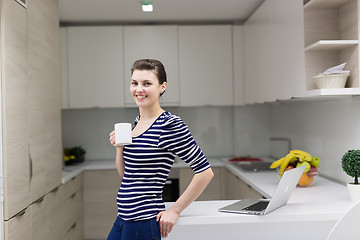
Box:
[342,150,360,184]
[69,146,86,159]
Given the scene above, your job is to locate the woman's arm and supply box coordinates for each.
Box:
[156,167,214,238]
[109,130,125,177]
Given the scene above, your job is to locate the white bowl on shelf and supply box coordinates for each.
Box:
[313,74,349,89]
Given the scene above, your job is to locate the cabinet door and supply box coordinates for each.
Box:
[67,26,125,108]
[243,0,304,104]
[2,0,30,220]
[4,208,31,240]
[224,168,263,199]
[27,0,62,202]
[60,27,69,109]
[84,170,122,239]
[233,25,245,106]
[178,25,233,106]
[30,197,49,240]
[179,167,223,200]
[123,25,180,106]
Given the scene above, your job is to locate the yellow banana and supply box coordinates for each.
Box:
[270,157,284,169]
[289,149,312,162]
[279,153,298,176]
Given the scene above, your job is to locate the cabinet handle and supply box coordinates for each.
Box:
[70,192,77,198]
[67,222,77,232]
[34,196,44,204]
[14,209,26,218]
[50,186,59,193]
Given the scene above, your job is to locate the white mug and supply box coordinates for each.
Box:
[114,123,132,146]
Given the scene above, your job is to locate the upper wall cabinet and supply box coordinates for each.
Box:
[66,26,125,108]
[243,0,305,104]
[123,25,179,106]
[178,25,234,106]
[304,0,360,96]
[233,25,245,106]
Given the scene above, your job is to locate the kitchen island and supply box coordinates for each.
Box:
[165,159,353,240]
[62,158,353,240]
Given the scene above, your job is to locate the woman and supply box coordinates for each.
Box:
[108,59,214,239]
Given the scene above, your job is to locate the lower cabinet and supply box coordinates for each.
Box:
[4,210,31,240]
[223,168,263,199]
[83,170,122,239]
[179,166,263,201]
[179,167,224,200]
[4,174,83,240]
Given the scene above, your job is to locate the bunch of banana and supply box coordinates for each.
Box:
[270,149,320,176]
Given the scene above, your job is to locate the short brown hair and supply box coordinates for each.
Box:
[131,59,167,84]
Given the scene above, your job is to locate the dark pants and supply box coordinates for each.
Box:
[107,216,161,240]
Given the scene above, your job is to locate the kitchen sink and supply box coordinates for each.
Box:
[231,161,274,172]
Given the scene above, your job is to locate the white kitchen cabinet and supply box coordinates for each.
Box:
[60,27,69,109]
[178,25,234,106]
[123,25,180,106]
[84,170,122,239]
[233,25,245,106]
[243,0,305,104]
[67,26,125,108]
[304,0,360,96]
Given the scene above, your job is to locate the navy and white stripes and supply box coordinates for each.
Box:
[117,112,210,222]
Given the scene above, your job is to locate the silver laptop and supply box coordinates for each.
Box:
[219,165,305,215]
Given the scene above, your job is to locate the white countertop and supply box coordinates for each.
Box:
[164,158,354,240]
[63,157,354,239]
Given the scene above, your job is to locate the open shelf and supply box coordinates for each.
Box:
[303,0,359,93]
[305,40,359,51]
[305,88,360,97]
[304,0,351,9]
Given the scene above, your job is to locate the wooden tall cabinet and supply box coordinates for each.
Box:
[2,0,30,220]
[1,0,63,238]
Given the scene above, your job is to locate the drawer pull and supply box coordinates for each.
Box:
[70,192,77,198]
[67,222,77,232]
[34,197,44,204]
[50,186,59,193]
[15,209,26,218]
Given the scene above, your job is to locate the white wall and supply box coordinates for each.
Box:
[269,97,360,184]
[234,104,271,157]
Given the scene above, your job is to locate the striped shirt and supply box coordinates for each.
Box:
[117,111,210,222]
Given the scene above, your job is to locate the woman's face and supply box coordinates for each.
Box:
[130,69,166,108]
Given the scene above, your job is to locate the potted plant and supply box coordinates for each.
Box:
[341,150,360,202]
[64,146,86,165]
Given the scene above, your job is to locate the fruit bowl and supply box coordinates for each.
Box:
[295,167,319,187]
[277,166,319,187]
[270,149,320,187]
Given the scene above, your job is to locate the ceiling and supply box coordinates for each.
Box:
[59,0,264,25]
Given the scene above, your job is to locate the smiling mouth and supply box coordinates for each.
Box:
[136,95,147,99]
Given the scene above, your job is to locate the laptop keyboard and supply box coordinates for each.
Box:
[243,201,269,211]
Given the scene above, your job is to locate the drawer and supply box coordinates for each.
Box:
[62,174,83,202]
[62,216,84,240]
[59,189,83,236]
[4,208,31,240]
[30,197,48,240]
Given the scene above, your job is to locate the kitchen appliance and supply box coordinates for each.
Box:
[162,179,179,202]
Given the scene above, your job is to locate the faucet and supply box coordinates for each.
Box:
[270,137,292,153]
